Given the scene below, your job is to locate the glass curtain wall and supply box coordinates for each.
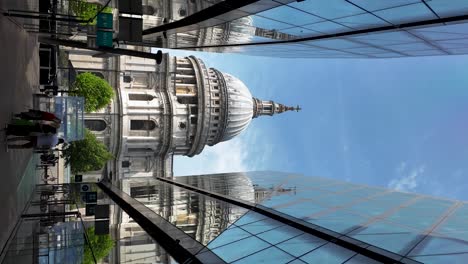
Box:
[175,171,468,263]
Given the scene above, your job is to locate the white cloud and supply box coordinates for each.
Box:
[396,162,407,174]
[388,163,425,192]
[173,127,271,176]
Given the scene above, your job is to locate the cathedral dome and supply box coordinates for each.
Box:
[217,73,254,142]
[182,56,299,157]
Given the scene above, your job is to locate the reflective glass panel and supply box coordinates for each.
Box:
[348,0,420,11]
[299,243,355,264]
[288,0,364,19]
[257,5,322,26]
[276,234,327,257]
[374,3,437,24]
[232,247,295,263]
[426,0,468,18]
[210,236,271,262]
[257,225,304,244]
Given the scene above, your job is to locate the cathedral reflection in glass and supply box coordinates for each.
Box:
[140,1,468,59]
[115,171,468,263]
[3,172,467,263]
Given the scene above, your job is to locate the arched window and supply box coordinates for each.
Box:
[177,96,197,104]
[122,161,131,168]
[123,75,133,83]
[142,5,156,15]
[85,120,107,131]
[178,8,187,17]
[130,120,156,130]
[91,71,105,79]
[78,71,105,79]
[129,93,155,101]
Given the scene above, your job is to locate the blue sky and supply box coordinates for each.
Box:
[166,49,468,201]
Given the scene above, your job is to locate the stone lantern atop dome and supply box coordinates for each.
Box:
[252,98,301,118]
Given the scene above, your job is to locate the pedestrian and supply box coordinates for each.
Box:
[6,119,57,136]
[15,109,61,124]
[7,134,65,149]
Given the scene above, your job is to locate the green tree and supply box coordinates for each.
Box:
[72,72,114,112]
[83,227,114,264]
[62,129,113,173]
[69,0,112,25]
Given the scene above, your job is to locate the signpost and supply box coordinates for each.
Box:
[85,192,98,203]
[97,12,113,48]
[75,175,83,182]
[85,204,96,216]
[118,0,143,42]
[80,184,90,192]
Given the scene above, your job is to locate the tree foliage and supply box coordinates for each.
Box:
[73,72,114,112]
[69,0,112,25]
[83,227,115,264]
[61,129,113,173]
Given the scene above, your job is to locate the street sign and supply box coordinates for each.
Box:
[80,184,90,192]
[75,175,83,182]
[118,0,142,15]
[97,30,113,47]
[118,17,142,42]
[96,12,114,48]
[95,204,110,219]
[85,192,98,203]
[85,204,96,216]
[95,220,110,235]
[97,13,113,29]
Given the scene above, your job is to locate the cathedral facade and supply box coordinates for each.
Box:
[65,47,298,184]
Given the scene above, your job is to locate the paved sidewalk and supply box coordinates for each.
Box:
[0,12,39,251]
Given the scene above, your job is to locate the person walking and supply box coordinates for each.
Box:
[6,119,57,136]
[15,109,61,124]
[7,134,65,149]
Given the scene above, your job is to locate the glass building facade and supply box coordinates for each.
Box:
[111,171,468,263]
[2,171,468,263]
[169,172,468,263]
[4,0,468,59]
[140,0,468,58]
[0,183,176,264]
[6,0,468,59]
